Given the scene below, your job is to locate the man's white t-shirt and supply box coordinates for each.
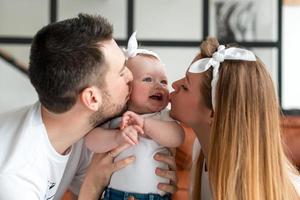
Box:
[0,102,92,200]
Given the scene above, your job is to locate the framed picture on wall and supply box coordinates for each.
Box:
[209,0,278,42]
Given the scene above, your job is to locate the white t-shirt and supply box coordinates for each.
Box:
[0,102,92,200]
[107,108,175,195]
[191,139,300,199]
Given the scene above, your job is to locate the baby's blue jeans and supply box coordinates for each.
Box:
[103,187,172,200]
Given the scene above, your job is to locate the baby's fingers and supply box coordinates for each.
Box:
[133,125,144,135]
[121,115,130,129]
[122,127,139,145]
[124,135,137,146]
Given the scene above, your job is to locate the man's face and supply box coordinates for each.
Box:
[90,39,133,126]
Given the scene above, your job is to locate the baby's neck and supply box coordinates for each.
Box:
[127,107,159,115]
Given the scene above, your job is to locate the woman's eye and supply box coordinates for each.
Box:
[143,77,152,82]
[181,85,188,91]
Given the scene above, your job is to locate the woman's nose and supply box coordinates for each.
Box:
[171,80,178,90]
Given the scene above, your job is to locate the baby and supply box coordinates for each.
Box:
[85,32,184,200]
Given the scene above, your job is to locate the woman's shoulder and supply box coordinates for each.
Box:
[192,139,201,161]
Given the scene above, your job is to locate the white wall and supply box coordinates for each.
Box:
[282,6,300,109]
[0,0,203,114]
[0,0,290,113]
[0,59,37,113]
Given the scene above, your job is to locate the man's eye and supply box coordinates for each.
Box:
[143,77,152,82]
[181,85,188,91]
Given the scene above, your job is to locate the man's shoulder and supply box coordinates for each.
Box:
[0,104,35,127]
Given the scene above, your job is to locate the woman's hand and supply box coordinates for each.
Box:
[154,150,178,194]
[78,144,134,200]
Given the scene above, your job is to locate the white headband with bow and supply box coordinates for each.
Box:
[123,31,161,61]
[188,45,256,109]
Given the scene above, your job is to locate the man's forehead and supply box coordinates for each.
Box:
[98,39,115,50]
[98,39,126,72]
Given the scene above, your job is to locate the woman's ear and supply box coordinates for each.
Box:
[79,86,102,111]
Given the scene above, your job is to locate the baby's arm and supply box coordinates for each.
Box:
[144,118,184,147]
[85,126,143,153]
[122,111,184,147]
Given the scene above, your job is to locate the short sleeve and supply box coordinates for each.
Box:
[68,146,93,196]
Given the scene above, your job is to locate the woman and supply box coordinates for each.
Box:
[170,37,300,200]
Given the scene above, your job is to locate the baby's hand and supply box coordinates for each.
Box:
[117,125,144,146]
[121,111,145,130]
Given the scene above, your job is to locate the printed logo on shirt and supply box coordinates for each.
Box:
[45,180,56,200]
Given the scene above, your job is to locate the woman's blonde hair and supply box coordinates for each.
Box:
[192,37,299,200]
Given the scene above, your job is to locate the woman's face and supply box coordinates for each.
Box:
[169,71,212,130]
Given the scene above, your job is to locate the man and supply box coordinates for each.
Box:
[0,14,177,200]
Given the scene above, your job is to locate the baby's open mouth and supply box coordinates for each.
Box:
[149,93,163,101]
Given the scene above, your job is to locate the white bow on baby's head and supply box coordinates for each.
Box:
[188,45,256,109]
[123,31,161,61]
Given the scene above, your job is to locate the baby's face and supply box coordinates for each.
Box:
[127,55,169,114]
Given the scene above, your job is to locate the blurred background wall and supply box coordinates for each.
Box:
[0,0,299,114]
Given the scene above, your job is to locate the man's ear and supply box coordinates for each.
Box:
[79,86,102,111]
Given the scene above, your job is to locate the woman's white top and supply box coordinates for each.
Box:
[191,139,212,200]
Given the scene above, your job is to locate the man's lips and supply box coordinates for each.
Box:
[125,88,131,101]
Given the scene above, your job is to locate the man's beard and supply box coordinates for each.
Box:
[89,90,128,127]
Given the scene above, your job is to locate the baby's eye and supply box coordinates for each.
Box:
[181,85,188,91]
[161,80,168,85]
[143,77,152,82]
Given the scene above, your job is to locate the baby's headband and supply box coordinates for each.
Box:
[123,31,161,61]
[188,45,256,109]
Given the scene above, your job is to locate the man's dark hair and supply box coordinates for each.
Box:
[29,13,113,113]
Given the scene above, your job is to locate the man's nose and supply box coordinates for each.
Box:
[126,69,133,83]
